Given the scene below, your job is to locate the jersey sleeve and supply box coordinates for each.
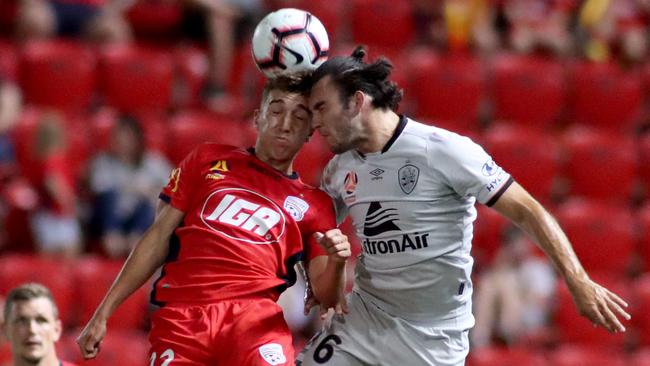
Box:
[159,145,203,212]
[320,158,349,225]
[302,191,337,261]
[432,131,513,206]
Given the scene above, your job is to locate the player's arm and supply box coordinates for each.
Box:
[76,201,184,359]
[490,181,631,333]
[307,229,351,312]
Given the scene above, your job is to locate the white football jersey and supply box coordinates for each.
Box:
[321,117,513,328]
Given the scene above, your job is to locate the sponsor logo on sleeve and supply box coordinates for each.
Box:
[259,343,287,365]
[168,168,181,192]
[481,159,498,176]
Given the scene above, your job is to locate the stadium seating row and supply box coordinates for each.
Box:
[2,39,650,134]
[474,201,650,275]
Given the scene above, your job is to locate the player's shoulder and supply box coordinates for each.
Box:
[188,143,247,162]
[407,119,480,156]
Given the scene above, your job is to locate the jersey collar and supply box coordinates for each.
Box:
[246,147,300,180]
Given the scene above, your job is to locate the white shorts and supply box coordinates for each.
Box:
[297,291,470,366]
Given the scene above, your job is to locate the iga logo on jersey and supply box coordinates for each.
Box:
[201,188,286,244]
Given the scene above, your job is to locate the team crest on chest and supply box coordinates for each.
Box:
[343,170,358,204]
[398,164,419,194]
[283,196,309,221]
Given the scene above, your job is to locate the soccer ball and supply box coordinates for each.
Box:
[252,8,329,78]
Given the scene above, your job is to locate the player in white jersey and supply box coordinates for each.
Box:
[297,47,631,366]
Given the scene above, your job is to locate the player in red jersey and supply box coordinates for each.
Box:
[76,74,351,365]
[2,283,79,366]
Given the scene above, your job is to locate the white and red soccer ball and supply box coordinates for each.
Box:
[252,8,330,78]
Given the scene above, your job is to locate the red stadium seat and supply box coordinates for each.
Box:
[467,347,546,366]
[166,111,256,164]
[640,204,650,272]
[550,346,627,366]
[639,129,650,194]
[126,0,183,38]
[0,255,76,326]
[554,275,630,348]
[568,61,642,132]
[472,205,509,269]
[556,200,634,275]
[0,40,18,80]
[175,46,209,108]
[19,41,96,112]
[293,132,333,187]
[483,124,559,202]
[408,50,484,129]
[632,275,650,346]
[490,54,566,129]
[562,126,637,202]
[99,44,173,112]
[350,0,414,50]
[75,257,150,330]
[70,330,149,366]
[631,349,650,366]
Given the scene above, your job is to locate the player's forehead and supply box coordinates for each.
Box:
[310,76,338,106]
[265,89,309,109]
[7,298,56,321]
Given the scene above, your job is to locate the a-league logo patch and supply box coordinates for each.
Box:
[259,343,287,365]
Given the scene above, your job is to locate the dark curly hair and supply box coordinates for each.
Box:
[310,46,403,111]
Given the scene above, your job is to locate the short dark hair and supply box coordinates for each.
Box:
[310,46,403,110]
[3,283,59,322]
[261,72,312,103]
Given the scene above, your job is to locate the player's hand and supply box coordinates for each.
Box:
[304,283,349,318]
[568,277,631,333]
[314,230,351,263]
[76,316,107,359]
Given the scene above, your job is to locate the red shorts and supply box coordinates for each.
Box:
[148,298,295,365]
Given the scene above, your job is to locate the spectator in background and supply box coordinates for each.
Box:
[0,79,21,177]
[15,0,133,43]
[185,0,263,111]
[30,112,82,258]
[578,0,648,64]
[413,0,499,54]
[89,115,171,258]
[503,0,575,56]
[471,227,556,348]
[1,283,77,366]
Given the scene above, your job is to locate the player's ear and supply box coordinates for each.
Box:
[352,90,364,115]
[253,109,261,130]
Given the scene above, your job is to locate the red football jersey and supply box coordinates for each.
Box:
[153,143,334,304]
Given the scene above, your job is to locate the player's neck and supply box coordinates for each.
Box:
[357,110,400,154]
[250,147,294,176]
[14,354,60,366]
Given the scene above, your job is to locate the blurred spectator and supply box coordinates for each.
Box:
[471,227,556,348]
[0,79,21,177]
[30,112,82,258]
[15,0,133,43]
[183,0,263,111]
[88,115,171,258]
[503,0,575,56]
[414,0,499,54]
[578,0,648,64]
[1,283,77,366]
